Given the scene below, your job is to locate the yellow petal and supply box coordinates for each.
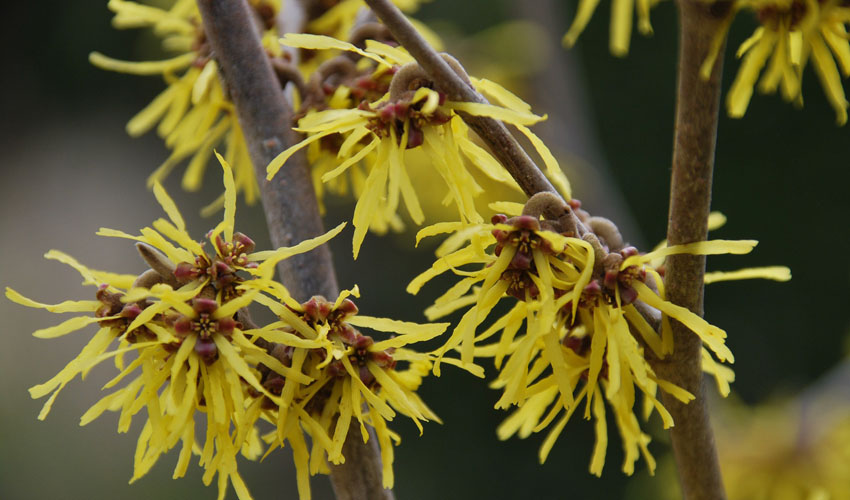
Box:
[280,33,391,67]
[33,315,112,339]
[249,222,346,266]
[704,266,791,284]
[5,288,99,313]
[633,281,734,362]
[621,239,758,269]
[152,181,186,232]
[364,39,414,64]
[563,0,603,48]
[215,150,237,243]
[445,101,546,125]
[89,51,195,75]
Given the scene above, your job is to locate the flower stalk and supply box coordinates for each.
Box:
[195,1,391,498]
[655,1,733,499]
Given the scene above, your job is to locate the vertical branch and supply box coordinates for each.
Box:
[656,1,732,499]
[197,0,336,301]
[195,1,392,499]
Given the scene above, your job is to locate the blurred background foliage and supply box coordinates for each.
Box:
[1,0,848,499]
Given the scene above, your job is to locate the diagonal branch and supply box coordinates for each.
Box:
[195,1,391,499]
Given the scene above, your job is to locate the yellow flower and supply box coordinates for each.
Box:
[306,0,439,55]
[410,196,789,475]
[715,397,850,500]
[238,286,469,499]
[710,0,850,124]
[6,254,138,420]
[563,0,664,56]
[89,0,285,209]
[269,34,569,257]
[8,153,346,500]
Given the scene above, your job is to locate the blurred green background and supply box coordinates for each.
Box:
[2,1,848,499]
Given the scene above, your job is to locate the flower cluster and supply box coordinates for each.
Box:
[708,0,850,124]
[409,193,789,475]
[266,33,570,257]
[8,155,452,500]
[91,0,434,211]
[563,0,665,56]
[239,286,460,498]
[714,396,850,500]
[90,0,286,210]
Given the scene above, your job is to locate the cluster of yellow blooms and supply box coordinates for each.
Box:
[564,0,850,124]
[8,156,462,500]
[715,397,850,500]
[718,0,850,124]
[13,0,802,497]
[90,0,432,212]
[90,0,278,211]
[267,33,569,256]
[408,196,788,474]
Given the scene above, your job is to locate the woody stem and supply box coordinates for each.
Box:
[654,1,732,499]
[195,1,391,499]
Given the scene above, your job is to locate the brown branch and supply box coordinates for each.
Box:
[197,0,336,302]
[195,1,392,499]
[363,0,557,198]
[653,1,733,499]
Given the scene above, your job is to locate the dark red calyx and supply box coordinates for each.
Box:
[192,297,219,315]
[194,338,217,362]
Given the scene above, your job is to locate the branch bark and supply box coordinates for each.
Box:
[195,1,392,498]
[197,0,337,301]
[653,1,732,499]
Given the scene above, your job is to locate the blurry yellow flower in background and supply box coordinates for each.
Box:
[563,0,665,56]
[89,0,286,210]
[717,397,850,500]
[706,0,850,124]
[642,377,850,500]
[305,0,438,49]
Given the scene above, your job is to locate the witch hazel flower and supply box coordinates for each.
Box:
[704,0,850,124]
[237,285,471,499]
[7,153,347,500]
[267,34,570,257]
[409,192,790,475]
[90,0,288,210]
[563,0,665,56]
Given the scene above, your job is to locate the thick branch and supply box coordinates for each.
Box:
[654,1,732,499]
[363,0,556,197]
[196,1,392,499]
[197,0,336,301]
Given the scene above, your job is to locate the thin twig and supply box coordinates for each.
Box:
[363,0,557,198]
[653,1,733,499]
[511,0,643,246]
[195,1,392,499]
